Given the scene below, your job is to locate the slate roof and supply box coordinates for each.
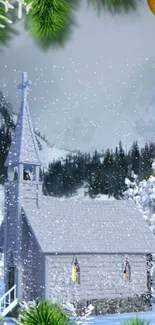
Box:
[23,197,155,254]
[5,73,41,167]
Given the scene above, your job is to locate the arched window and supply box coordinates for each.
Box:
[71,257,80,284]
[123,258,131,282]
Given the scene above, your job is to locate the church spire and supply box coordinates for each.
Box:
[5,72,42,167]
[17,71,31,102]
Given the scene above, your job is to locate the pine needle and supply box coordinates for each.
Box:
[25,0,71,41]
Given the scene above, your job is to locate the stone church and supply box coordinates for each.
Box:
[1,72,155,315]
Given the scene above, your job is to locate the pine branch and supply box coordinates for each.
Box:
[0,0,140,48]
[0,1,19,47]
[25,0,72,41]
[0,2,10,29]
[89,0,138,13]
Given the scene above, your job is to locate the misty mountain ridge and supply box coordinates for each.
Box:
[32,57,155,152]
[2,55,155,165]
[116,57,155,148]
[12,113,72,168]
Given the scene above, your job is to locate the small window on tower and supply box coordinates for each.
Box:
[23,169,31,181]
[123,258,131,282]
[14,167,18,180]
[71,257,80,284]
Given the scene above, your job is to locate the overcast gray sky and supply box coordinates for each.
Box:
[0,0,155,152]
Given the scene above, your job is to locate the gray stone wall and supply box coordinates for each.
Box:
[22,214,45,301]
[46,254,149,302]
[9,293,151,318]
[74,294,152,316]
[74,254,153,316]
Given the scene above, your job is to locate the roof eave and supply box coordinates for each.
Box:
[42,250,155,255]
[5,159,42,167]
[19,161,42,166]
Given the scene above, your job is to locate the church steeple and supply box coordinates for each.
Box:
[5,72,42,181]
[4,73,42,300]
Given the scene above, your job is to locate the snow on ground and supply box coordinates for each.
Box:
[2,307,155,324]
[13,113,70,169]
[95,194,115,201]
[91,307,155,325]
[67,184,116,201]
[36,136,69,169]
[36,134,105,168]
[13,115,104,168]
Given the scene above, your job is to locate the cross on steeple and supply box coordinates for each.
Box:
[17,72,31,102]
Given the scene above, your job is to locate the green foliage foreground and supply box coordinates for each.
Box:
[17,299,72,325]
[121,316,150,325]
[25,0,72,43]
[16,307,152,325]
[0,0,139,49]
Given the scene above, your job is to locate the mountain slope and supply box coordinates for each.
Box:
[36,136,70,169]
[116,57,155,148]
[13,113,70,168]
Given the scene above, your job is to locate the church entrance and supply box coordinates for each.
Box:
[8,267,15,300]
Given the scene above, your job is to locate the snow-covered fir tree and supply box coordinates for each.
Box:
[124,166,155,233]
[124,166,155,299]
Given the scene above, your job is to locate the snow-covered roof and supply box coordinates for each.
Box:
[5,72,41,167]
[23,197,155,254]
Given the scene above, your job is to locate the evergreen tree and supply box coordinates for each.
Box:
[102,149,114,196]
[140,143,152,179]
[43,140,155,198]
[0,92,15,129]
[88,150,102,197]
[44,160,63,196]
[0,126,12,182]
[117,141,128,195]
[129,141,141,175]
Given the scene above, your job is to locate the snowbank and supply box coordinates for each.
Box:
[95,194,116,201]
[68,185,116,201]
[36,136,69,169]
[13,113,70,169]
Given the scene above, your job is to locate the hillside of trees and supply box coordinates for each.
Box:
[0,92,155,198]
[43,141,155,198]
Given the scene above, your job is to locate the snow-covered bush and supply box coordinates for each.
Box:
[124,168,155,297]
[124,171,155,232]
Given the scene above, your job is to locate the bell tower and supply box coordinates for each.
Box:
[4,72,42,300]
[5,72,42,204]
